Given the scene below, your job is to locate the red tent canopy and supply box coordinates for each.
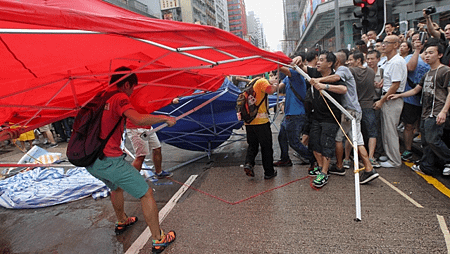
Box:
[0,0,291,140]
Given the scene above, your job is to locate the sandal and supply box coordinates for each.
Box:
[115,215,138,235]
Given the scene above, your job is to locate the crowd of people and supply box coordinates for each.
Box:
[237,9,450,188]
[1,119,74,152]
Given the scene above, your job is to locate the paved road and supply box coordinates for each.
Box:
[1,119,450,253]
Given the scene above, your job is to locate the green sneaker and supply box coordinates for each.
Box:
[313,172,328,188]
[401,150,413,161]
[369,158,381,168]
[308,166,322,176]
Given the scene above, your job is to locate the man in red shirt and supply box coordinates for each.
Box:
[86,67,176,253]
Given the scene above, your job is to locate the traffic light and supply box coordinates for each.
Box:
[353,0,384,34]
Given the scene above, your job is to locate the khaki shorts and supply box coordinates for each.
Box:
[335,109,364,146]
[39,124,51,132]
[126,127,161,157]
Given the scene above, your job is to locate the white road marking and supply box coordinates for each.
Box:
[379,176,423,208]
[437,214,450,254]
[125,175,198,254]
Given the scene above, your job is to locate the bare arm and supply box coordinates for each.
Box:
[373,81,401,110]
[423,10,441,38]
[265,84,279,95]
[406,41,424,71]
[313,82,347,94]
[437,87,450,125]
[310,74,341,86]
[280,66,291,77]
[236,76,251,83]
[388,85,422,100]
[124,109,176,127]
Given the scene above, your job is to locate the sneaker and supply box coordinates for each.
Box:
[312,172,328,188]
[273,159,293,167]
[401,150,413,161]
[380,161,396,168]
[369,158,381,168]
[115,216,138,235]
[360,169,379,184]
[443,164,450,176]
[411,164,423,173]
[343,159,352,169]
[155,170,173,179]
[264,170,278,179]
[48,143,58,148]
[397,122,404,132]
[328,164,346,176]
[413,134,421,143]
[244,164,255,177]
[152,230,176,253]
[308,166,321,176]
[378,156,388,162]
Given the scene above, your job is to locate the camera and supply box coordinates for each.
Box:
[424,6,436,15]
[419,32,427,45]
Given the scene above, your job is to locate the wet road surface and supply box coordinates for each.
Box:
[1,120,450,253]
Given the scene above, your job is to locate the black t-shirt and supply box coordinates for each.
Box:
[440,33,450,67]
[307,67,346,123]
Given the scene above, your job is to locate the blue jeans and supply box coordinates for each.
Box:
[277,115,313,162]
[419,117,450,175]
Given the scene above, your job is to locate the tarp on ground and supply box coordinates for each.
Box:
[0,0,291,140]
[0,146,108,209]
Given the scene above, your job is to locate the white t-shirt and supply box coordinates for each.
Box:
[382,54,407,93]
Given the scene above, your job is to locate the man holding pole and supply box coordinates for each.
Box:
[309,52,379,184]
[293,51,347,188]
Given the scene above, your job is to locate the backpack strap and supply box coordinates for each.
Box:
[290,83,304,103]
[98,116,123,160]
[98,91,124,160]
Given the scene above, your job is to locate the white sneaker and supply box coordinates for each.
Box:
[411,164,423,173]
[378,156,388,162]
[443,165,450,176]
[413,134,422,143]
[379,161,396,168]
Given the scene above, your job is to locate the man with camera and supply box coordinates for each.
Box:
[423,7,450,67]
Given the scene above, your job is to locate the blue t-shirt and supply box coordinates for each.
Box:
[404,54,430,106]
[283,69,306,116]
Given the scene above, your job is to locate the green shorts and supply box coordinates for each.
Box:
[86,155,149,199]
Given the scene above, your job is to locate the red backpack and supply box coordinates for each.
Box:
[67,90,123,167]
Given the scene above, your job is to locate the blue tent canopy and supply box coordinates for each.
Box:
[154,78,282,152]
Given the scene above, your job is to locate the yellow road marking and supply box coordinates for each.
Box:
[405,162,450,199]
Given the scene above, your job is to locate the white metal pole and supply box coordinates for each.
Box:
[147,88,228,135]
[352,118,362,221]
[291,65,362,221]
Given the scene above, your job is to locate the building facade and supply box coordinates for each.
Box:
[294,0,450,53]
[247,11,263,48]
[227,0,248,38]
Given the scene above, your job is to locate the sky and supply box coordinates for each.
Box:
[244,0,284,51]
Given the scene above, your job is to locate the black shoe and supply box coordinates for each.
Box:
[244,164,255,177]
[264,170,278,179]
[273,159,293,167]
[360,169,379,184]
[328,164,346,176]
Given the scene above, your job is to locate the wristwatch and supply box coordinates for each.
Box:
[326,84,330,90]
